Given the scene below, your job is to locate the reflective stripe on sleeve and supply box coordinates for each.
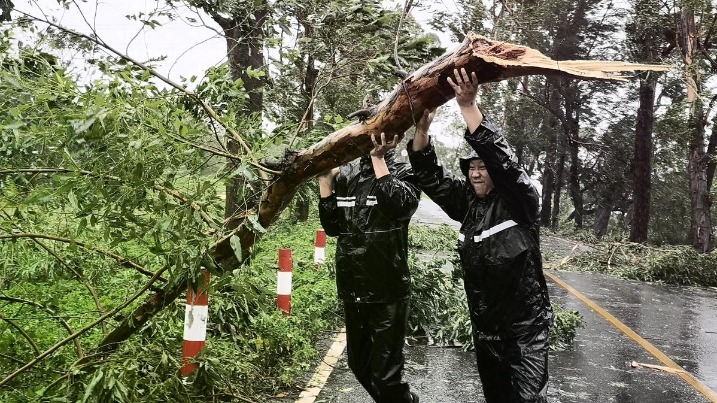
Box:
[337,196,356,207]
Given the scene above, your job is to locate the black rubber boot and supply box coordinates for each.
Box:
[410,391,420,403]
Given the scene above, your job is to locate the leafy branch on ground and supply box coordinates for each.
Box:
[557,242,717,287]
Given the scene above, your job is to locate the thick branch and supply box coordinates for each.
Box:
[214,32,671,268]
[91,274,187,357]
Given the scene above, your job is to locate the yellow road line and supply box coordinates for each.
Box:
[296,327,347,403]
[546,270,717,403]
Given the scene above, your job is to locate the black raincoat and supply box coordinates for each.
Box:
[408,117,552,402]
[318,151,421,303]
[318,152,421,403]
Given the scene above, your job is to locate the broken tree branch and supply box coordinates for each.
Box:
[216,32,671,268]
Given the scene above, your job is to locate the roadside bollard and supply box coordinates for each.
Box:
[181,269,210,376]
[314,229,326,267]
[277,248,293,316]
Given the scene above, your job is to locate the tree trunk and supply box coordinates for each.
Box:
[215,6,268,225]
[567,135,583,228]
[552,152,566,229]
[564,81,583,229]
[540,82,561,228]
[680,10,712,252]
[629,73,658,242]
[594,204,611,238]
[293,26,319,223]
[705,114,717,191]
[540,162,554,228]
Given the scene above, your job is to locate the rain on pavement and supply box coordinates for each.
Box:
[290,198,717,403]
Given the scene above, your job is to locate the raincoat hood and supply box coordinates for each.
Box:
[459,151,482,176]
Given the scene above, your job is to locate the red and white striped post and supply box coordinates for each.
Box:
[314,229,326,268]
[181,269,210,376]
[277,248,293,316]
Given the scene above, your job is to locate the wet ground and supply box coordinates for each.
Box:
[294,199,717,403]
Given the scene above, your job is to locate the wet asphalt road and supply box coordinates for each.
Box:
[304,199,717,403]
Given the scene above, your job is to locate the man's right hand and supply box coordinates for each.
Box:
[412,108,436,151]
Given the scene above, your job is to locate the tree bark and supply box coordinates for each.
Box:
[707,114,717,191]
[565,83,583,229]
[552,151,566,229]
[680,10,712,252]
[567,136,583,228]
[594,205,611,238]
[630,73,658,242]
[540,81,560,228]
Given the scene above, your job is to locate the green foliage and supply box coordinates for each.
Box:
[0,41,339,401]
[266,0,444,147]
[408,251,465,340]
[549,303,583,351]
[562,242,717,287]
[0,214,340,402]
[408,223,458,251]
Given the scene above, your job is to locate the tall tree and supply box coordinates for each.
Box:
[193,0,270,225]
[267,0,444,221]
[626,0,670,242]
[676,3,714,252]
[495,0,622,230]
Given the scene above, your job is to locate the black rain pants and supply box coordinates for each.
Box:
[474,326,549,403]
[344,298,414,403]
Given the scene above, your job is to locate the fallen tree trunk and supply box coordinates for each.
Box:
[215,32,671,268]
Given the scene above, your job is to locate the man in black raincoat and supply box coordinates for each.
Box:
[407,68,552,402]
[317,132,421,403]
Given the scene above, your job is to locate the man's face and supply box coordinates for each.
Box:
[468,159,494,198]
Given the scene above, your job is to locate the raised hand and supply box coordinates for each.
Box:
[412,108,437,151]
[447,68,483,132]
[370,132,399,158]
[317,167,340,197]
[416,108,436,137]
[447,68,479,108]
